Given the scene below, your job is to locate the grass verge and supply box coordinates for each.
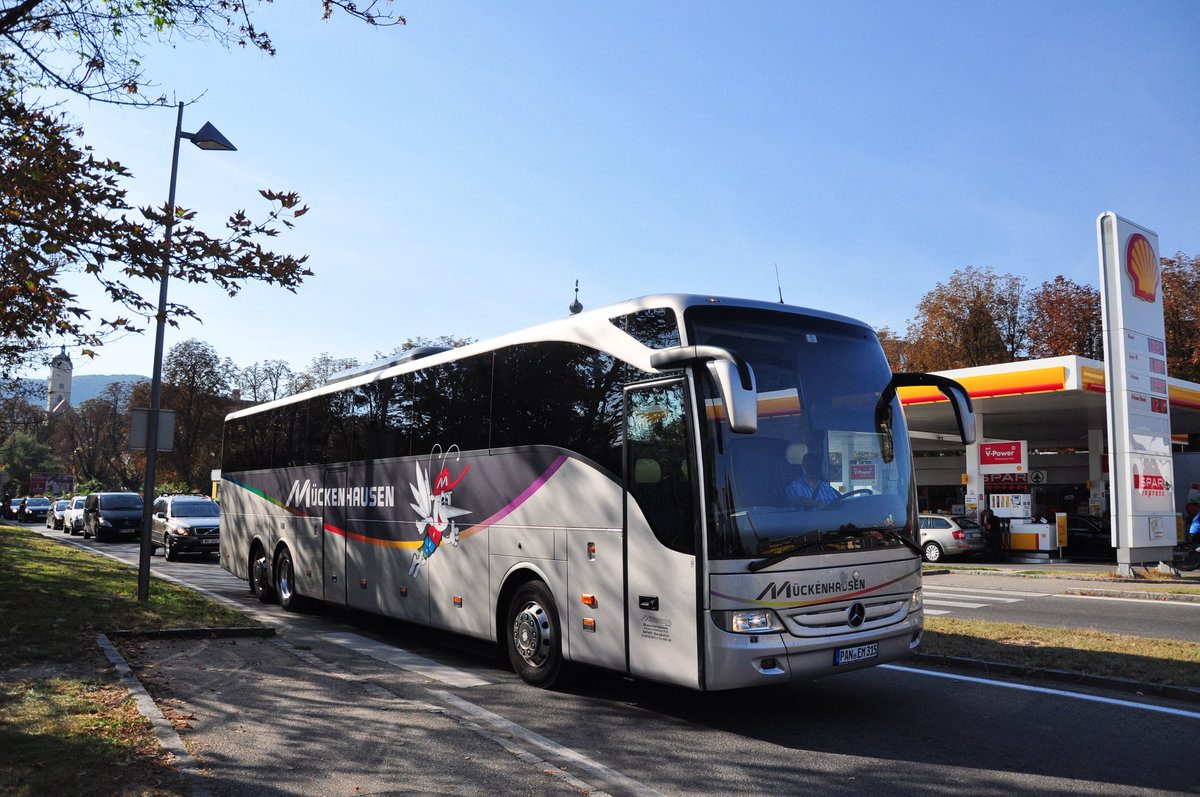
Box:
[921,617,1200,688]
[0,524,254,796]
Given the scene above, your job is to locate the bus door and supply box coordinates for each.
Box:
[323,467,348,606]
[624,379,701,689]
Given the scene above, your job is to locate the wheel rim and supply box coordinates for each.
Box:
[252,552,269,592]
[278,557,293,602]
[512,600,552,668]
[924,543,940,562]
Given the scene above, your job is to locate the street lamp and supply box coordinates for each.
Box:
[137,102,236,602]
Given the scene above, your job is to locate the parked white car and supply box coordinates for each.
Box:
[64,495,88,535]
[918,513,986,563]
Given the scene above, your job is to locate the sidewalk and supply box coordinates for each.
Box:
[104,631,595,797]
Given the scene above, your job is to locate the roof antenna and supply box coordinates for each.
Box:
[569,279,583,315]
[775,263,785,304]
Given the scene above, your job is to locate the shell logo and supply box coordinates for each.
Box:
[1124,233,1159,303]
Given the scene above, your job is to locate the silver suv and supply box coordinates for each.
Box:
[150,494,220,560]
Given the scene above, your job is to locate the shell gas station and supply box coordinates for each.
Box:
[898,214,1200,573]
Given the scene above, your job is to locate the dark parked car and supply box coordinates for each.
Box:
[1064,515,1114,559]
[47,498,70,530]
[83,492,144,542]
[150,494,220,560]
[20,497,52,523]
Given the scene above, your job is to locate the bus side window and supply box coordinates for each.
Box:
[626,382,695,555]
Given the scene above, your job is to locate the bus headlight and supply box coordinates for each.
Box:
[909,587,923,614]
[713,609,785,634]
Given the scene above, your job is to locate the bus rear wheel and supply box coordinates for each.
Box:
[505,581,564,688]
[275,547,306,612]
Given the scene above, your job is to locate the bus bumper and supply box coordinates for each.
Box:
[702,610,923,691]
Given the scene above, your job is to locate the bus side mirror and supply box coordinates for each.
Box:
[878,373,976,446]
[650,345,758,435]
[706,359,758,434]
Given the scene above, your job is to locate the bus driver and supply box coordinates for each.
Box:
[787,452,840,509]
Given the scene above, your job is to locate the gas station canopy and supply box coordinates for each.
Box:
[900,355,1200,453]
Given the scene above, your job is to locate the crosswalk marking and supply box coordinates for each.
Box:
[924,598,989,610]
[922,585,1045,616]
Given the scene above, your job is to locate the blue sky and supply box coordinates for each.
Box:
[47,1,1200,379]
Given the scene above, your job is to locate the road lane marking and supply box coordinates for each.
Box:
[431,689,660,796]
[1054,594,1200,607]
[318,632,493,688]
[882,664,1200,721]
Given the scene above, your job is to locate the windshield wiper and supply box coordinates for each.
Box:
[747,528,921,571]
[747,537,837,572]
[877,528,922,557]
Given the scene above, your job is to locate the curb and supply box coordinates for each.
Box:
[97,633,213,797]
[909,651,1200,705]
[927,565,1199,586]
[1063,588,1200,603]
[106,626,276,640]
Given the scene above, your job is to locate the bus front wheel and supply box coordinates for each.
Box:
[505,581,564,688]
[250,544,275,603]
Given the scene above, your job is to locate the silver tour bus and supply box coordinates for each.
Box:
[219,295,974,690]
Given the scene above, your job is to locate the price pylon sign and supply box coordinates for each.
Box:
[1097,212,1175,566]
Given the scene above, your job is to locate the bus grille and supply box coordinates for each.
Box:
[780,597,908,637]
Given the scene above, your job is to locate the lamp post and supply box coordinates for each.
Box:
[137,102,236,602]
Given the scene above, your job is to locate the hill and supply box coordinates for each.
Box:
[15,374,146,407]
[68,374,146,404]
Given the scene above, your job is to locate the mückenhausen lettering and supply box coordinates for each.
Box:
[755,577,867,601]
[285,480,396,509]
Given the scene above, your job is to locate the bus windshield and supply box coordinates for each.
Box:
[688,306,917,560]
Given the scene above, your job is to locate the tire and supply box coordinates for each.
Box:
[1181,548,1200,572]
[922,541,943,563]
[275,547,306,612]
[249,544,275,603]
[504,580,564,688]
[164,534,178,562]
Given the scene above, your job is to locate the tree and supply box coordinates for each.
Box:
[236,359,294,404]
[0,427,60,493]
[287,352,360,395]
[157,339,236,489]
[874,326,910,371]
[0,2,403,105]
[0,1,404,380]
[51,381,144,490]
[903,266,1027,371]
[0,74,312,381]
[1026,276,1102,359]
[1162,251,1200,383]
[0,381,43,442]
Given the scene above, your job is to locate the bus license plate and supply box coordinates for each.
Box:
[834,643,878,665]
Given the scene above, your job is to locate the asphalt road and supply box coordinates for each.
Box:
[923,570,1200,643]
[29,524,1200,796]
